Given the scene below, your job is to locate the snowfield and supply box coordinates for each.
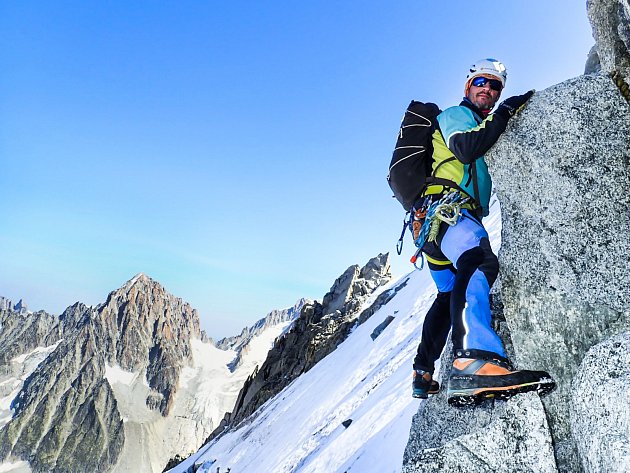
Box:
[109,318,298,473]
[169,198,501,473]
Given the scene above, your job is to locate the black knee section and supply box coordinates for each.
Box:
[454,239,499,288]
[455,246,485,274]
[434,290,451,305]
[479,237,499,287]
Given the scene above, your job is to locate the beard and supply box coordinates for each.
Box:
[469,91,498,110]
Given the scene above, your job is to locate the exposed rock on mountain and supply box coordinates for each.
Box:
[370,315,395,340]
[487,73,630,472]
[216,298,308,371]
[3,320,125,473]
[0,274,204,473]
[406,392,556,473]
[222,253,391,429]
[0,297,11,312]
[586,44,602,73]
[95,274,201,415]
[0,302,86,369]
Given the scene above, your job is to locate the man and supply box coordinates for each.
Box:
[411,58,555,406]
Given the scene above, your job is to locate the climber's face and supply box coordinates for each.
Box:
[467,74,502,110]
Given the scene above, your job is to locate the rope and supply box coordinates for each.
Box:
[610,70,630,104]
[414,192,470,249]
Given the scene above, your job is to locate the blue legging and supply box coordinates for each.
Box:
[414,209,504,372]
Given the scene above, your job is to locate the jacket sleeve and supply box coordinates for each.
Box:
[437,107,509,164]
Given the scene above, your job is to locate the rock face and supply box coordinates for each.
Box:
[571,332,630,473]
[485,73,630,471]
[223,253,392,429]
[588,0,630,77]
[0,303,81,369]
[0,274,202,473]
[95,274,200,415]
[402,294,558,473]
[404,393,556,473]
[0,297,11,312]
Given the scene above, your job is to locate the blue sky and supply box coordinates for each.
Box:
[0,1,593,338]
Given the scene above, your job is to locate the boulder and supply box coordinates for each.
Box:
[403,392,557,473]
[571,331,630,473]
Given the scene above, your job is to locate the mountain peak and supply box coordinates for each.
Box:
[125,272,151,287]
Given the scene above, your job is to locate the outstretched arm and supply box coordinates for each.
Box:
[440,91,535,164]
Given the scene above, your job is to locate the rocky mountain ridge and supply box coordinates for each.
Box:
[0,274,206,472]
[0,297,29,315]
[214,253,393,435]
[216,298,309,371]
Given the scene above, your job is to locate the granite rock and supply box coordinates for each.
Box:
[588,0,630,77]
[486,73,630,471]
[403,392,556,473]
[571,332,630,473]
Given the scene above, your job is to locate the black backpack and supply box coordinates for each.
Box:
[387,101,441,212]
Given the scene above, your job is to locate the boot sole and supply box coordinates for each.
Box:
[412,383,440,399]
[412,389,439,399]
[447,378,555,407]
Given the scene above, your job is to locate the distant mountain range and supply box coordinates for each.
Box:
[0,253,392,473]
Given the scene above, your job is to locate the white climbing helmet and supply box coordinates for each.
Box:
[466,58,508,87]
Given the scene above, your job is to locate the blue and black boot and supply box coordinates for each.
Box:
[447,349,556,407]
[412,369,440,399]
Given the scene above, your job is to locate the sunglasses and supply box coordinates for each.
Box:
[471,76,503,91]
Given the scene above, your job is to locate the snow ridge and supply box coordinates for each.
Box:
[169,198,501,473]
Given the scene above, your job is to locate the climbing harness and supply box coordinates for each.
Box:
[409,192,471,270]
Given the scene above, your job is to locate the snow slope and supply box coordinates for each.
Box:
[169,198,501,473]
[110,316,298,473]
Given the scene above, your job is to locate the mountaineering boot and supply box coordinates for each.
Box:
[412,369,440,399]
[447,349,555,407]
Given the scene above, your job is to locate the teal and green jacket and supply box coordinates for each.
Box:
[424,98,509,216]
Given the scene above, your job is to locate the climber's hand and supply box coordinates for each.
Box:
[495,90,535,119]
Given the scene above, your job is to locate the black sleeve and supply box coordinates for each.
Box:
[446,113,509,164]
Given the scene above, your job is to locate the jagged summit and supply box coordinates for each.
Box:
[118,272,160,292]
[0,273,204,473]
